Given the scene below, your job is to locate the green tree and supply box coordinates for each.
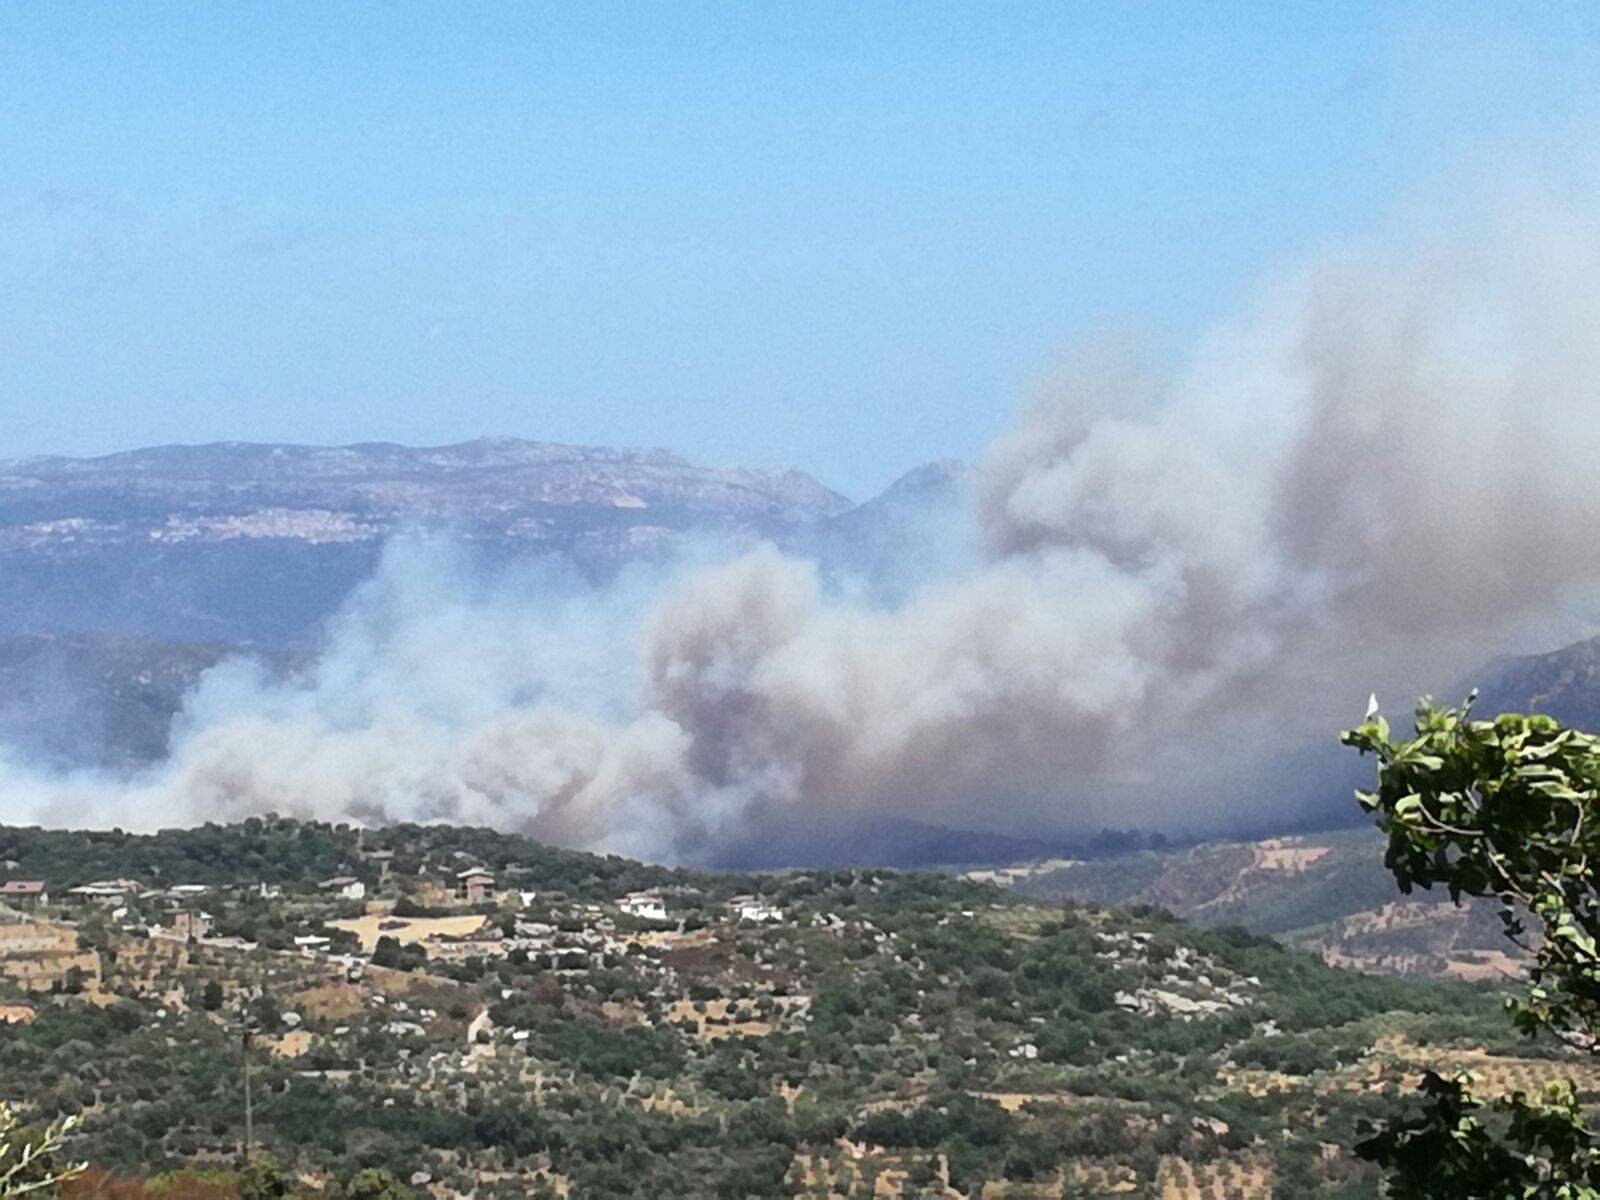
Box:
[343,1168,413,1199]
[1344,696,1600,1197]
[371,936,402,969]
[237,1156,293,1200]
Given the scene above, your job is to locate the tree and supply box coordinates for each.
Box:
[343,1168,413,1199]
[1344,696,1600,1196]
[201,981,224,1012]
[237,1156,293,1200]
[0,1100,84,1197]
[371,936,402,969]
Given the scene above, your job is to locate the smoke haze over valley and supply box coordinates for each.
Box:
[4,203,1600,865]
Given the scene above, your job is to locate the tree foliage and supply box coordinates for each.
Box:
[1345,696,1600,1197]
[0,1100,83,1198]
[341,1168,412,1200]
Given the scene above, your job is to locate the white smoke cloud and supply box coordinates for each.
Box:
[6,201,1600,862]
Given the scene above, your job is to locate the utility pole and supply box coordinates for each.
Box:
[242,1013,255,1166]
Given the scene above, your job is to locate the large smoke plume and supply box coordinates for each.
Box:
[5,207,1600,862]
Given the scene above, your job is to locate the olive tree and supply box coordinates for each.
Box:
[1344,695,1600,1197]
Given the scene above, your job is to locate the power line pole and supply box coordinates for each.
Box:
[242,1015,254,1166]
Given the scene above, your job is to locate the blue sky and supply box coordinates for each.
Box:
[3,3,1598,498]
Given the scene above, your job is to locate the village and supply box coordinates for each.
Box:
[0,852,796,1037]
[0,819,1546,1199]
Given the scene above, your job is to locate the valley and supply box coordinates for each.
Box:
[995,829,1526,981]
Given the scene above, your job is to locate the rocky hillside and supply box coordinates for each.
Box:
[0,437,853,645]
[983,632,1600,979]
[1000,829,1526,981]
[1474,633,1600,731]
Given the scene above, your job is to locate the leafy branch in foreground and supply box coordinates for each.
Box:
[1345,696,1600,1197]
[0,1100,84,1198]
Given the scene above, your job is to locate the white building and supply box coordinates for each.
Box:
[319,876,366,901]
[66,881,136,907]
[618,892,667,921]
[729,895,783,923]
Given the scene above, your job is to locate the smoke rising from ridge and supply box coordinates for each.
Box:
[5,207,1600,862]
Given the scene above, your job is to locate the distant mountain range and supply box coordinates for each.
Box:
[3,436,1599,881]
[0,437,885,646]
[0,437,963,772]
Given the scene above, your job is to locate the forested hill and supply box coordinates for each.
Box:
[0,818,685,899]
[0,817,1562,1198]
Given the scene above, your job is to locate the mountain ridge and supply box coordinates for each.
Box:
[0,435,873,645]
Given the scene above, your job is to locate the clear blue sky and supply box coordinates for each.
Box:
[2,3,1598,498]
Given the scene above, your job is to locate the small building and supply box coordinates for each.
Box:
[618,892,667,922]
[319,876,366,901]
[729,894,783,923]
[425,920,509,963]
[0,881,47,906]
[66,882,135,907]
[457,869,495,904]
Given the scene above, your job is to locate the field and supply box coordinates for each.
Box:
[328,912,489,951]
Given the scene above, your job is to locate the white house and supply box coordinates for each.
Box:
[319,876,366,901]
[618,892,667,921]
[67,881,136,907]
[729,894,783,923]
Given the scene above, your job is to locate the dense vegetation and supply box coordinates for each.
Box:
[0,818,1544,1197]
[1346,698,1600,1197]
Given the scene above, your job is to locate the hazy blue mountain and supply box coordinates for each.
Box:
[0,437,853,646]
[0,443,970,778]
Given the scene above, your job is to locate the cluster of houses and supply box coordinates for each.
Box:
[0,877,221,911]
[616,889,782,924]
[0,866,789,979]
[0,874,370,910]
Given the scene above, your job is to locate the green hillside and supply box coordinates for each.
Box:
[1002,828,1525,982]
[0,818,1559,1198]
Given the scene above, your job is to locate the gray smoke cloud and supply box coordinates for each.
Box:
[5,204,1600,862]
